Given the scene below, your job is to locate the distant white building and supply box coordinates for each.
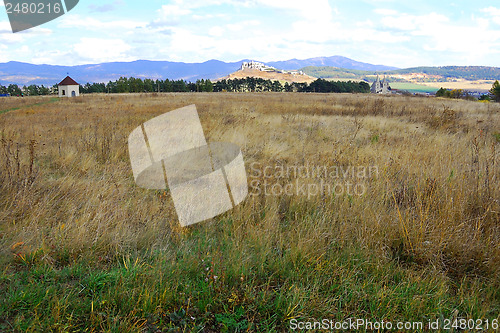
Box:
[239,61,306,77]
[240,61,276,72]
[281,70,305,75]
[58,76,80,97]
[371,75,390,94]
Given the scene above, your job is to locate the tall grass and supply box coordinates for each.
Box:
[0,93,499,331]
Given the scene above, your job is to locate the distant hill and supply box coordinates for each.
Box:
[0,60,243,86]
[267,56,398,71]
[2,57,497,87]
[301,66,500,81]
[301,66,370,80]
[0,56,396,86]
[391,66,500,80]
[218,68,316,84]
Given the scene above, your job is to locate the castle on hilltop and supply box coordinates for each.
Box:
[240,61,275,71]
[240,61,305,75]
[371,75,391,94]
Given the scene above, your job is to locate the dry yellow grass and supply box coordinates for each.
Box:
[0,96,50,112]
[420,80,495,92]
[1,93,499,273]
[0,92,499,330]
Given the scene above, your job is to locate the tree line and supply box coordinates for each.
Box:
[80,78,214,94]
[0,78,215,96]
[436,80,500,102]
[213,78,370,93]
[0,84,51,96]
[1,77,371,96]
[83,77,370,94]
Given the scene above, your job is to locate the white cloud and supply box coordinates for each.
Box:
[0,44,8,63]
[148,4,193,27]
[481,7,500,25]
[373,9,398,16]
[157,25,288,62]
[0,21,24,43]
[59,14,146,30]
[18,26,53,35]
[169,0,253,9]
[140,0,416,65]
[381,12,449,31]
[373,10,500,65]
[0,20,11,33]
[227,20,260,31]
[411,14,499,57]
[31,49,72,65]
[261,0,337,44]
[88,1,124,13]
[356,19,374,28]
[256,0,333,21]
[158,4,192,17]
[208,26,223,37]
[290,19,340,43]
[191,13,227,21]
[73,38,133,63]
[163,0,334,21]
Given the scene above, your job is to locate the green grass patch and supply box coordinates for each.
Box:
[1,228,498,331]
[389,82,438,94]
[493,132,500,143]
[0,97,59,115]
[0,107,22,115]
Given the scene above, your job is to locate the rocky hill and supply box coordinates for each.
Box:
[217,68,316,83]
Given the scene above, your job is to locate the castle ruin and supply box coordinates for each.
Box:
[371,75,390,94]
[240,61,277,72]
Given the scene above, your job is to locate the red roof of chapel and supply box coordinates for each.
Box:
[58,76,79,86]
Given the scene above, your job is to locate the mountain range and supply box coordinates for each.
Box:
[1,56,498,87]
[0,56,397,86]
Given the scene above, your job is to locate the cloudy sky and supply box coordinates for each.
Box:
[1,0,500,68]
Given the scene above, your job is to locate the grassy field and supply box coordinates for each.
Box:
[388,82,438,94]
[0,93,499,331]
[420,80,495,93]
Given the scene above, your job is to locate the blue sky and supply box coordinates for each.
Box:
[1,0,500,68]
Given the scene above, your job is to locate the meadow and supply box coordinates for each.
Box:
[0,92,499,331]
[387,82,438,94]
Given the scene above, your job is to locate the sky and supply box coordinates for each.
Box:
[1,0,500,68]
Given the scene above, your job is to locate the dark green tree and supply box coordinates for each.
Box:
[204,79,214,92]
[436,87,449,97]
[116,77,129,93]
[478,94,490,101]
[7,84,22,96]
[489,80,500,102]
